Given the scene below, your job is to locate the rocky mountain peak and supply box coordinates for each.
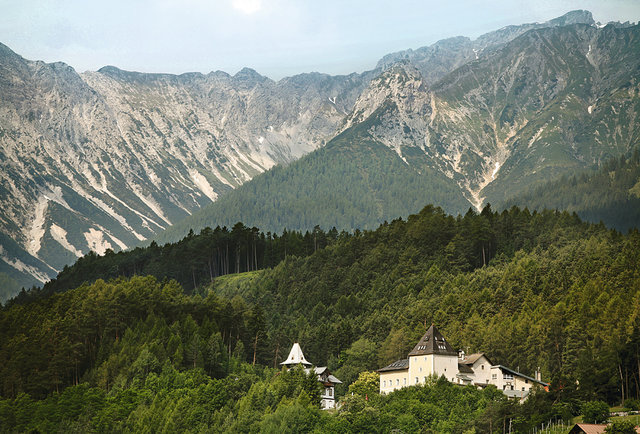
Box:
[340,62,429,133]
[233,67,269,84]
[549,10,594,27]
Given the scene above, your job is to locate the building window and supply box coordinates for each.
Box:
[444,368,446,372]
[383,380,386,387]
[403,378,407,385]
[486,379,489,384]
[419,367,422,372]
[416,377,419,384]
[492,374,497,380]
[396,379,399,386]
[424,377,427,382]
[503,373,513,380]
[481,365,484,370]
[522,387,525,391]
[525,379,528,384]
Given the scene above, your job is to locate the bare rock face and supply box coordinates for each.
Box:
[0,44,372,287]
[327,22,640,212]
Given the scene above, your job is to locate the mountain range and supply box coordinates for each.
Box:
[156,17,640,243]
[1,10,638,292]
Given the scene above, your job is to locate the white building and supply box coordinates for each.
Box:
[281,342,342,410]
[378,325,547,399]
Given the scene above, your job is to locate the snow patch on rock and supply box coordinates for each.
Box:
[83,228,112,255]
[0,245,53,282]
[189,170,218,201]
[491,162,500,180]
[27,197,48,257]
[50,224,83,257]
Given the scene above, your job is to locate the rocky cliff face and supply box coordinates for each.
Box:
[376,10,595,84]
[340,22,640,210]
[0,44,373,288]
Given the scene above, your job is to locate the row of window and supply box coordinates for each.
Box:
[491,373,514,380]
[383,376,531,389]
[382,376,458,388]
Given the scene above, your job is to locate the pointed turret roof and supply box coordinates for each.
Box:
[280,342,312,367]
[408,324,457,357]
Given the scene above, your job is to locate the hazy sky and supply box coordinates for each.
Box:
[1,0,639,79]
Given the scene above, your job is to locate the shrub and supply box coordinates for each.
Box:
[581,400,610,424]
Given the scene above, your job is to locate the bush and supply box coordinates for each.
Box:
[604,421,637,434]
[582,400,610,423]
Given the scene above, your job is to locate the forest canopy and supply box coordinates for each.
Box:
[1,204,639,432]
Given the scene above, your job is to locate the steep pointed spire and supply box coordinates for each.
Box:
[280,342,312,367]
[408,324,457,356]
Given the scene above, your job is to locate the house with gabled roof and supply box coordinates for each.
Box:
[459,352,493,386]
[488,364,548,398]
[378,325,472,393]
[377,325,548,399]
[281,342,342,409]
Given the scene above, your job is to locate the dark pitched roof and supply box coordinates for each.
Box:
[461,353,493,366]
[378,359,409,372]
[408,324,458,357]
[493,365,548,386]
[458,362,474,374]
[305,366,342,384]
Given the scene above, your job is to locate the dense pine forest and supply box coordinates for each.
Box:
[502,151,640,232]
[18,224,342,302]
[1,205,640,432]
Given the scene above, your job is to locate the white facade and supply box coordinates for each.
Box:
[407,353,459,385]
[488,365,543,399]
[462,354,492,385]
[378,327,547,399]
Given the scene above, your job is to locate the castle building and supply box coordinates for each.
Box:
[377,325,547,399]
[281,342,342,410]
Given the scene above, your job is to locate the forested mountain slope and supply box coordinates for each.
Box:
[1,205,639,431]
[207,205,640,405]
[154,125,472,243]
[501,151,640,232]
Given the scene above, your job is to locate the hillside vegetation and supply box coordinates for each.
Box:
[502,151,640,232]
[1,205,639,431]
[154,135,471,244]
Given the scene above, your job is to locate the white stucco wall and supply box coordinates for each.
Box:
[470,355,492,385]
[379,370,409,394]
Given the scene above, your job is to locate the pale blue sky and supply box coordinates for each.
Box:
[1,0,639,79]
